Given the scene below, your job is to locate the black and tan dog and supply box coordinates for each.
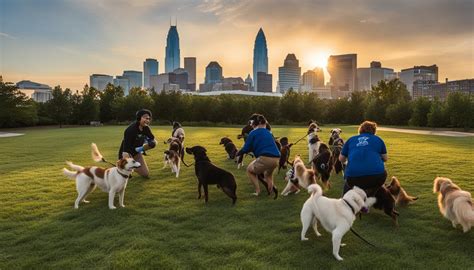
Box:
[366,185,400,226]
[278,137,293,173]
[186,146,237,205]
[219,137,238,160]
[386,176,418,206]
[311,142,333,188]
[163,137,183,178]
[328,128,345,175]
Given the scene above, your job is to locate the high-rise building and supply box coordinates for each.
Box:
[184,57,196,91]
[113,76,130,95]
[122,70,143,89]
[257,72,272,92]
[205,61,223,84]
[278,53,301,93]
[165,25,180,73]
[328,54,357,92]
[143,58,158,89]
[313,67,325,87]
[301,68,325,92]
[253,28,268,91]
[90,74,113,91]
[413,78,473,101]
[16,80,52,103]
[400,65,438,96]
[357,61,396,91]
[245,74,253,91]
[172,68,189,90]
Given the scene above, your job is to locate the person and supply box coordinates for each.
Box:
[118,109,157,178]
[236,114,281,196]
[339,121,387,195]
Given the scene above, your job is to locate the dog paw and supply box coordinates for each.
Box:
[316,232,322,237]
[334,255,344,261]
[301,237,309,241]
[82,200,90,203]
[120,204,126,208]
[109,206,117,210]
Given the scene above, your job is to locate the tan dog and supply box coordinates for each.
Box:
[433,177,474,232]
[281,155,317,196]
[386,176,418,206]
[62,143,141,209]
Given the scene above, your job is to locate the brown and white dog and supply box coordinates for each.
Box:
[307,120,322,163]
[62,143,141,209]
[386,176,418,206]
[163,137,183,178]
[328,128,345,175]
[281,155,317,196]
[433,177,474,232]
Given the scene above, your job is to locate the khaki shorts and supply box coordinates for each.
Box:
[248,156,279,176]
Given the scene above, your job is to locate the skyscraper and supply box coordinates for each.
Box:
[113,76,130,95]
[400,65,438,96]
[357,61,396,91]
[90,74,113,91]
[253,28,268,92]
[278,54,301,93]
[205,61,223,84]
[257,72,272,92]
[165,25,180,73]
[184,57,196,91]
[122,70,143,89]
[143,58,158,89]
[328,54,357,92]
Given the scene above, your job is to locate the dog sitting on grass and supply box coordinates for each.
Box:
[219,137,238,160]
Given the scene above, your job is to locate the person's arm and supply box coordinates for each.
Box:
[339,154,347,163]
[339,138,349,162]
[236,132,254,156]
[380,138,388,162]
[143,126,155,140]
[381,154,388,162]
[123,125,138,156]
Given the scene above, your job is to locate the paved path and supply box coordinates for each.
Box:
[0,132,25,138]
[378,127,474,137]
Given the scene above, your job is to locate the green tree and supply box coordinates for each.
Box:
[99,83,124,123]
[444,92,472,130]
[366,79,411,124]
[385,101,412,125]
[46,86,72,128]
[280,89,302,122]
[76,86,99,125]
[427,98,448,127]
[346,91,367,124]
[409,97,432,126]
[0,81,38,127]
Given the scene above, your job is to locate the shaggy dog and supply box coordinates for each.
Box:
[186,146,237,205]
[300,184,376,261]
[433,177,473,232]
[62,143,141,209]
[219,137,238,160]
[164,137,183,178]
[307,120,322,163]
[311,142,333,188]
[386,176,418,206]
[328,128,345,175]
[278,137,293,173]
[281,156,317,196]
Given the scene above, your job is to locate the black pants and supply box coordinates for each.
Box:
[343,170,387,196]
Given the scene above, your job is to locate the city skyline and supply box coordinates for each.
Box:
[1,0,473,91]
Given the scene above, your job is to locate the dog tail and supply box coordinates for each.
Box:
[63,168,78,179]
[453,196,474,225]
[91,143,104,162]
[66,161,84,172]
[307,184,323,197]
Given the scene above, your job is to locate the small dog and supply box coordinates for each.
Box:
[62,143,141,209]
[433,177,473,232]
[300,184,376,261]
[281,156,317,196]
[278,137,293,173]
[171,121,185,143]
[386,176,418,206]
[186,146,237,205]
[307,120,322,163]
[369,185,400,226]
[219,137,238,160]
[311,142,333,188]
[164,137,183,177]
[328,128,345,175]
[281,167,300,196]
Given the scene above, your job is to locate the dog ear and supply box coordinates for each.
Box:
[122,152,130,159]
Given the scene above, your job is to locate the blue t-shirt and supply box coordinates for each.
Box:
[341,133,387,177]
[239,128,280,158]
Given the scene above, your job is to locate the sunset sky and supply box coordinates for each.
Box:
[1,0,473,91]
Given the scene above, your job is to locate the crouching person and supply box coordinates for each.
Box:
[118,109,157,178]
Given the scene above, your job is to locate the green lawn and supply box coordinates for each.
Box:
[0,125,473,269]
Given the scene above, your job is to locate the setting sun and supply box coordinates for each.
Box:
[308,51,331,68]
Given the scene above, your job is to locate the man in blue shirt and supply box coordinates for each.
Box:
[339,121,388,195]
[237,114,281,196]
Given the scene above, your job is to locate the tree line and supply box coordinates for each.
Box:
[0,79,472,130]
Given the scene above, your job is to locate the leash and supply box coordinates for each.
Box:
[292,133,309,145]
[349,228,377,248]
[101,158,116,167]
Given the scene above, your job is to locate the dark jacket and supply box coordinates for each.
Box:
[118,121,155,158]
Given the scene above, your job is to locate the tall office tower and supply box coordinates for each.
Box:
[165,25,180,72]
[184,57,196,91]
[205,61,223,84]
[122,70,143,89]
[143,58,158,89]
[400,65,438,96]
[278,53,301,93]
[253,28,268,91]
[327,54,357,91]
[113,76,130,95]
[90,74,113,91]
[357,61,396,91]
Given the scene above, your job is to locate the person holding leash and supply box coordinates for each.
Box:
[236,114,281,196]
[118,109,157,178]
[339,121,387,195]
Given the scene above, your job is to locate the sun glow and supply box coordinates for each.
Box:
[308,51,331,69]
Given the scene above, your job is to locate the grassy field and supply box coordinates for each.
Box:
[0,125,473,269]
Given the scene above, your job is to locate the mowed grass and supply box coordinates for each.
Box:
[0,125,473,269]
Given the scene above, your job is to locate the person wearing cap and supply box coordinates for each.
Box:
[118,109,157,178]
[236,114,281,196]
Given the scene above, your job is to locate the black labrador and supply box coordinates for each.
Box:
[186,146,237,205]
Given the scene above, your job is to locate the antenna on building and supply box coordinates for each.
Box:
[176,17,178,27]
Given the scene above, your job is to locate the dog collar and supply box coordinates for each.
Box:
[343,198,356,214]
[117,171,131,179]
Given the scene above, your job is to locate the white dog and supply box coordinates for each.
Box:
[281,156,316,196]
[62,143,141,209]
[300,184,376,261]
[307,122,322,163]
[433,177,474,232]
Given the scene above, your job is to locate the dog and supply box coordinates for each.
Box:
[311,142,333,188]
[277,137,293,174]
[219,137,238,160]
[171,121,185,143]
[433,177,473,232]
[281,167,300,196]
[163,137,183,177]
[186,146,237,205]
[386,176,418,206]
[328,128,345,175]
[300,184,376,261]
[281,156,317,196]
[368,185,400,226]
[62,143,141,209]
[307,120,322,163]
